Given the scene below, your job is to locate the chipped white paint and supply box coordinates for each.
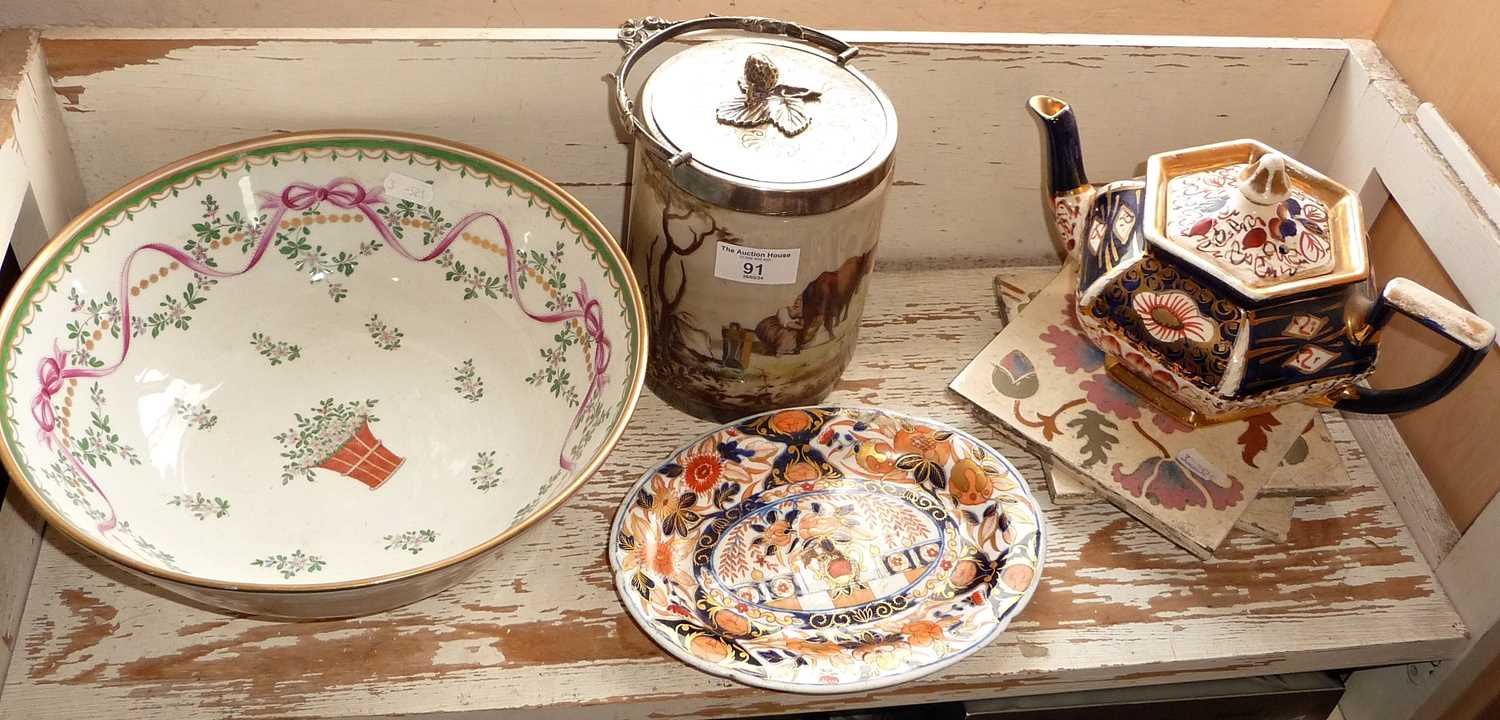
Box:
[1235,496,1296,544]
[1300,40,1500,720]
[0,30,84,701]
[1343,482,1500,720]
[1418,104,1500,229]
[36,27,1358,49]
[0,267,1467,720]
[38,32,1345,267]
[5,36,83,255]
[1302,41,1500,351]
[1339,413,1459,575]
[0,30,1491,720]
[0,488,42,701]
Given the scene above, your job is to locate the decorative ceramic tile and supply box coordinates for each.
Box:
[1262,412,1352,497]
[1041,460,1095,506]
[610,406,1045,693]
[1234,496,1296,543]
[1046,460,1296,544]
[952,264,1314,558]
[993,268,1351,501]
[993,269,1056,327]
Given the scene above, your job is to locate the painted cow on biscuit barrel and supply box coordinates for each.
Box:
[754,248,876,355]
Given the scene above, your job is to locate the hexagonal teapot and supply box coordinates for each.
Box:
[1028,95,1493,424]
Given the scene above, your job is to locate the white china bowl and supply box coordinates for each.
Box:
[0,131,646,618]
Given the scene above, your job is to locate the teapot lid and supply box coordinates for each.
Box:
[641,38,897,215]
[1143,140,1367,301]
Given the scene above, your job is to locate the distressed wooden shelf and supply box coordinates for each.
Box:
[0,266,1466,720]
[5,27,1496,720]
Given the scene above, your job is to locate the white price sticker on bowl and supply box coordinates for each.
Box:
[714,242,800,285]
[383,172,434,206]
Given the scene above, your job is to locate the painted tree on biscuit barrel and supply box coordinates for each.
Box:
[634,158,735,370]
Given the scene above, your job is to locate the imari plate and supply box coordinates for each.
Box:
[609,406,1045,693]
[0,131,646,618]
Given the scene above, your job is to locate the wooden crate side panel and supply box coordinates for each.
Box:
[0,29,34,257]
[1304,41,1500,547]
[4,1,1393,36]
[1367,204,1500,534]
[1297,28,1500,720]
[0,487,43,700]
[1362,0,1500,541]
[8,38,84,255]
[37,34,1344,267]
[1323,9,1500,717]
[1344,493,1500,720]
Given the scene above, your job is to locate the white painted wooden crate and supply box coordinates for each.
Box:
[1,28,1496,720]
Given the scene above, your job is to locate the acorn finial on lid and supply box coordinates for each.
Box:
[742,53,780,94]
[1238,152,1291,205]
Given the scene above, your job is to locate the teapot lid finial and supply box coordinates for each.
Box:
[1237,152,1291,205]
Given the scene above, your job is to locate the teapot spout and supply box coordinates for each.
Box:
[1028,95,1094,259]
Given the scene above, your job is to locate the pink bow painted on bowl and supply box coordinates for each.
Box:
[273,179,383,212]
[28,177,615,538]
[30,343,67,445]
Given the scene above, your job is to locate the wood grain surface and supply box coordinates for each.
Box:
[0,267,1466,719]
[1343,7,1500,715]
[0,30,81,702]
[2,32,84,259]
[33,32,1346,268]
[1326,10,1500,537]
[1,0,1393,37]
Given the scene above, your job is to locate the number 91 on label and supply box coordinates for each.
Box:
[713,242,801,285]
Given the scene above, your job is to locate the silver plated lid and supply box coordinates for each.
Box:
[616,17,898,216]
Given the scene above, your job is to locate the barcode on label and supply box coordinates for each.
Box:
[383,172,435,206]
[714,242,801,285]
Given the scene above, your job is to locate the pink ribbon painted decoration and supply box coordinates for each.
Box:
[30,343,67,444]
[31,177,612,534]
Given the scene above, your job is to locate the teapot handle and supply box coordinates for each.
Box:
[1332,277,1494,414]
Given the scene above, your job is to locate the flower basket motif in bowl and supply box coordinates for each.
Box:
[314,419,404,490]
[0,131,647,618]
[274,398,403,489]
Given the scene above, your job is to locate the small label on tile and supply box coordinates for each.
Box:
[1177,448,1232,490]
[714,242,800,285]
[383,172,434,206]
